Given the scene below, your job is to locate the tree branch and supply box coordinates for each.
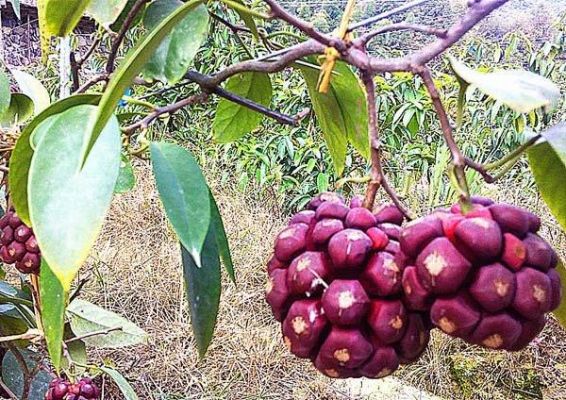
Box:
[75,73,109,94]
[106,0,150,75]
[348,0,431,31]
[355,22,447,47]
[65,327,123,344]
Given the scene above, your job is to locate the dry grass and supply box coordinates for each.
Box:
[77,163,566,400]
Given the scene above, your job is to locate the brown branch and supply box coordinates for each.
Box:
[106,0,150,75]
[348,0,431,31]
[355,22,448,46]
[70,52,81,92]
[361,72,414,219]
[75,74,109,94]
[464,157,496,183]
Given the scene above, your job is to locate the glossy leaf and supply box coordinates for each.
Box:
[231,0,259,40]
[0,68,11,118]
[99,366,138,400]
[86,0,129,27]
[11,69,51,114]
[150,142,211,266]
[40,260,67,371]
[115,155,136,193]
[528,123,566,232]
[1,349,51,399]
[143,0,209,83]
[553,259,566,329]
[67,299,148,348]
[449,56,560,113]
[86,0,203,164]
[209,191,235,284]
[181,234,221,358]
[44,0,92,37]
[9,94,101,226]
[1,93,34,127]
[213,72,272,143]
[29,105,121,289]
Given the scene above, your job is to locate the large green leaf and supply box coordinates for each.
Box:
[181,234,221,358]
[39,260,67,372]
[150,142,211,266]
[528,123,566,232]
[9,94,101,226]
[11,69,51,114]
[209,191,235,284]
[553,260,566,329]
[67,299,148,348]
[115,155,136,194]
[142,0,209,84]
[86,0,129,27]
[44,0,92,37]
[449,56,560,114]
[86,0,204,164]
[99,366,138,400]
[0,93,34,127]
[0,68,11,118]
[29,105,121,289]
[1,349,51,399]
[213,72,273,143]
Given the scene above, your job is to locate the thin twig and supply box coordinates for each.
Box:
[65,327,123,344]
[0,329,42,343]
[106,0,149,75]
[348,0,431,31]
[355,22,448,46]
[69,277,90,302]
[75,74,108,94]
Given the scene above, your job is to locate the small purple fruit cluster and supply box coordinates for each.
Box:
[400,197,562,351]
[45,377,100,400]
[0,209,41,274]
[266,193,430,379]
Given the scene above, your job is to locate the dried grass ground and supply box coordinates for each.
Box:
[80,163,566,400]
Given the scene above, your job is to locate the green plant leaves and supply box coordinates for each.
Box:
[99,366,138,400]
[552,259,566,329]
[44,0,92,37]
[1,349,51,400]
[86,0,129,27]
[39,260,67,372]
[150,142,210,266]
[528,123,566,232]
[29,105,121,289]
[0,94,34,127]
[86,0,204,164]
[209,191,235,283]
[11,69,51,114]
[181,236,221,358]
[0,68,11,118]
[142,0,209,84]
[67,299,148,348]
[231,0,259,40]
[449,56,560,114]
[213,72,273,143]
[9,94,101,226]
[115,155,136,193]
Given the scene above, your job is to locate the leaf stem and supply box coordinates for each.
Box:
[219,0,272,20]
[484,135,540,170]
[65,327,123,344]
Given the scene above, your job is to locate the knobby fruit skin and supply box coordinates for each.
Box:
[0,210,41,274]
[266,193,431,379]
[399,197,562,351]
[45,377,100,400]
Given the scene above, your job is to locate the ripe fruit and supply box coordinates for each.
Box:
[266,193,431,379]
[399,199,562,351]
[0,210,41,274]
[45,377,100,400]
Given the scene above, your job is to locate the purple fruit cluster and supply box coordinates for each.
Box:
[45,377,100,400]
[266,193,431,379]
[399,197,562,351]
[0,209,41,274]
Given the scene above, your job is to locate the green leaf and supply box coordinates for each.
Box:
[449,55,560,113]
[0,305,29,345]
[181,234,221,358]
[209,191,235,284]
[150,142,211,266]
[44,0,92,37]
[10,69,51,114]
[67,299,148,348]
[528,123,566,232]
[142,0,209,84]
[1,349,52,399]
[9,94,101,226]
[86,0,129,27]
[213,72,272,143]
[1,93,34,127]
[29,105,121,289]
[0,68,11,118]
[231,0,259,40]
[86,0,204,164]
[552,259,566,329]
[40,260,67,372]
[115,155,136,194]
[61,325,87,373]
[99,366,138,400]
[9,0,21,20]
[0,281,34,307]
[317,172,329,193]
